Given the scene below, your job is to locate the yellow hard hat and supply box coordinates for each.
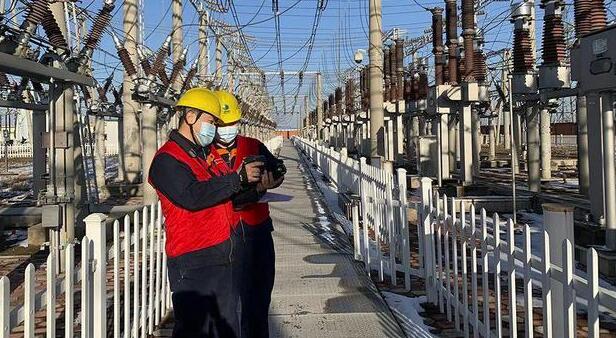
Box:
[176,88,222,120]
[214,90,242,124]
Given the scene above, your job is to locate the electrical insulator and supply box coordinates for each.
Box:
[150,36,172,83]
[169,48,188,87]
[511,2,535,74]
[461,0,475,81]
[541,1,566,65]
[473,50,487,83]
[574,0,606,37]
[112,33,138,78]
[181,61,199,93]
[431,7,445,86]
[14,0,48,56]
[137,47,152,75]
[85,0,115,52]
[445,0,458,84]
[40,3,68,51]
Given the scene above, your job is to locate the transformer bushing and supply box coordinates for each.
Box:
[395,39,405,102]
[384,48,390,102]
[389,44,397,101]
[461,0,475,82]
[538,0,571,90]
[445,0,458,84]
[431,7,445,86]
[510,1,538,94]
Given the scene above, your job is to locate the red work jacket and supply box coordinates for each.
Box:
[153,141,239,258]
[214,136,271,227]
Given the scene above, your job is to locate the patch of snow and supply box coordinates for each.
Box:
[381,292,435,338]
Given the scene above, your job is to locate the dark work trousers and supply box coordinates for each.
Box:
[167,233,242,338]
[234,225,276,338]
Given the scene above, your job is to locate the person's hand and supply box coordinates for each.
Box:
[257,170,284,192]
[238,161,264,184]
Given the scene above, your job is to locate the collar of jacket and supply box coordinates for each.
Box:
[169,130,210,159]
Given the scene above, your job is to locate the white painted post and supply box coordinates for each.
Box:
[155,203,163,325]
[81,237,92,338]
[507,219,518,338]
[47,252,56,338]
[470,206,479,338]
[65,244,75,338]
[420,177,433,301]
[24,264,35,338]
[461,203,469,338]
[385,173,396,286]
[148,205,156,334]
[352,201,362,261]
[452,199,460,331]
[133,210,141,338]
[587,248,599,338]
[444,197,452,322]
[141,207,148,338]
[480,209,490,337]
[113,221,121,338]
[0,277,9,338]
[360,157,371,275]
[436,193,444,310]
[372,179,384,282]
[494,213,502,338]
[542,232,553,338]
[123,215,131,338]
[543,203,575,338]
[562,240,575,338]
[85,213,108,338]
[523,225,534,338]
[397,168,411,291]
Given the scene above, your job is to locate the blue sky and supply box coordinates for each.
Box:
[87,0,616,129]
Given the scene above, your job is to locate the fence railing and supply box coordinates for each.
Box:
[420,180,616,338]
[295,137,412,291]
[0,143,120,159]
[0,202,171,338]
[294,137,616,338]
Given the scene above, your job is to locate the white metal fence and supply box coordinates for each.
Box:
[420,180,616,338]
[0,202,171,338]
[295,138,412,291]
[0,143,120,159]
[294,137,616,338]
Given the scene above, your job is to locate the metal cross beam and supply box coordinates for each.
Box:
[0,52,95,87]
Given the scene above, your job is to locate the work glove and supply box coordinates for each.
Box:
[237,158,264,185]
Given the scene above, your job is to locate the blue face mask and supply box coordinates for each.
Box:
[216,125,239,144]
[196,122,217,147]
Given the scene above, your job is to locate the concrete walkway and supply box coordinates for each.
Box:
[155,141,404,337]
[267,141,404,337]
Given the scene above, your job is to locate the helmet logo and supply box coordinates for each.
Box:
[222,103,230,114]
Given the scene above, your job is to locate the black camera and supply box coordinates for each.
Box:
[271,159,287,180]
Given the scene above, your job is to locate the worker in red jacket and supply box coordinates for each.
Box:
[213,90,285,338]
[149,88,264,338]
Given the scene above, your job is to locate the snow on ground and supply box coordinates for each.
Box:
[2,229,28,247]
[297,146,434,337]
[382,292,435,338]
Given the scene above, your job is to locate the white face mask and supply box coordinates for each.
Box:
[216,125,239,144]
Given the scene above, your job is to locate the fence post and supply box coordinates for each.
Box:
[543,203,575,338]
[397,168,411,291]
[359,157,371,274]
[0,277,8,338]
[420,177,434,303]
[85,213,108,338]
